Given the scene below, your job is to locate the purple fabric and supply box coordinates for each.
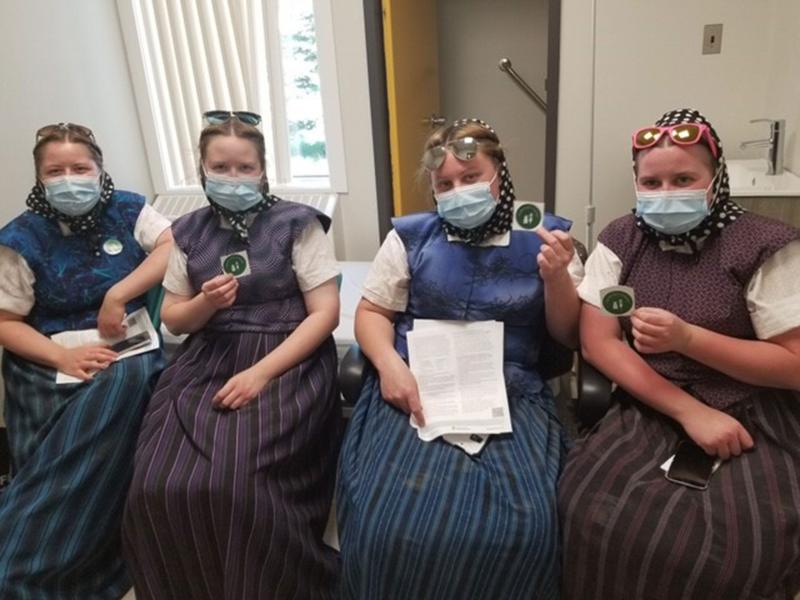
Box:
[600,212,799,410]
[122,200,342,599]
[172,201,330,333]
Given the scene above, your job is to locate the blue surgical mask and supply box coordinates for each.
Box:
[434,172,498,229]
[635,187,711,235]
[43,174,102,216]
[204,173,263,212]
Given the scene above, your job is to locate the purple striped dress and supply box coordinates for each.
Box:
[559,213,800,599]
[122,201,342,600]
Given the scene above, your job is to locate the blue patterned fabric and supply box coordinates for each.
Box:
[0,191,147,335]
[337,211,572,599]
[0,351,163,600]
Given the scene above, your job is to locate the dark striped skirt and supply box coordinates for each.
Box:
[558,389,800,600]
[122,330,342,600]
[337,366,568,599]
[0,349,163,600]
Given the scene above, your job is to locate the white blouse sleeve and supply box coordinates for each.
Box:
[0,246,36,316]
[566,251,585,287]
[576,242,622,308]
[361,229,410,312]
[162,244,194,297]
[746,239,800,339]
[133,204,172,252]
[291,219,341,292]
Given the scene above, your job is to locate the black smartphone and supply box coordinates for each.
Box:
[109,331,151,354]
[665,440,716,490]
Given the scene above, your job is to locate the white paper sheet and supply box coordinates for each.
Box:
[406,320,511,444]
[51,307,160,384]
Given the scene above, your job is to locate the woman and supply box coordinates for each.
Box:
[337,118,583,599]
[0,122,172,598]
[122,111,342,599]
[559,108,800,599]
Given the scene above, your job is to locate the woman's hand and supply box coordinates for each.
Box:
[631,307,692,354]
[213,366,270,410]
[56,344,118,381]
[201,274,239,309]
[536,228,575,283]
[378,355,425,426]
[678,402,754,460]
[98,289,127,338]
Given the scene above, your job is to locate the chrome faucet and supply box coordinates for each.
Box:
[739,118,785,175]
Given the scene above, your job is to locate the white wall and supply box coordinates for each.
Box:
[437,0,549,205]
[557,0,789,247]
[0,0,154,228]
[328,0,381,260]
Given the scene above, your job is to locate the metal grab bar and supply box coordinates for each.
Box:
[498,58,547,113]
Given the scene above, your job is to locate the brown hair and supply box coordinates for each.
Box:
[198,118,269,194]
[418,120,505,185]
[33,124,104,177]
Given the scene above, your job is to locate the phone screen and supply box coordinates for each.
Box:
[665,441,716,490]
[109,331,151,354]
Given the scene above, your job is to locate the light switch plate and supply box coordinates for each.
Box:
[703,23,723,55]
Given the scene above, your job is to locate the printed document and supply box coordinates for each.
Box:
[407,320,511,444]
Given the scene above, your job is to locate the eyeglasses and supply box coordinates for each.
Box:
[35,123,95,143]
[203,110,262,126]
[422,136,486,170]
[632,123,719,159]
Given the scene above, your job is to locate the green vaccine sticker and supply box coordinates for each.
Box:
[512,201,544,231]
[102,238,123,256]
[220,251,251,278]
[600,285,635,316]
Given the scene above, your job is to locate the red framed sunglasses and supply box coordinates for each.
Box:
[632,123,719,159]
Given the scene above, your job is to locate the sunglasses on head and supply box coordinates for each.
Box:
[203,110,262,126]
[35,122,95,143]
[632,123,719,159]
[423,136,490,171]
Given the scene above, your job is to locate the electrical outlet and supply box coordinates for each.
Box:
[702,23,723,55]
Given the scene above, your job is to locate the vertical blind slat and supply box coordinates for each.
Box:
[154,0,195,184]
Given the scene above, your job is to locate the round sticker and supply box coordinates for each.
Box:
[515,203,542,230]
[222,254,248,276]
[103,238,123,256]
[602,290,634,316]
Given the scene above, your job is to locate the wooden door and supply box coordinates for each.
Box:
[382,0,442,216]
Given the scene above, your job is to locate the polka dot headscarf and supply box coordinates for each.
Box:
[436,118,515,245]
[633,108,744,253]
[26,172,115,255]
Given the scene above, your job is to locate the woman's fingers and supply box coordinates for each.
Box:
[407,392,425,427]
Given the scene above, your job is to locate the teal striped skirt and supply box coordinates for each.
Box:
[337,365,568,599]
[0,349,163,599]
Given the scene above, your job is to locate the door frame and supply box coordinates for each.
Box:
[363,0,562,240]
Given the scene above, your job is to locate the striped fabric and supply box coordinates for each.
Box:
[338,367,567,600]
[0,350,163,599]
[122,331,342,600]
[559,390,800,600]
